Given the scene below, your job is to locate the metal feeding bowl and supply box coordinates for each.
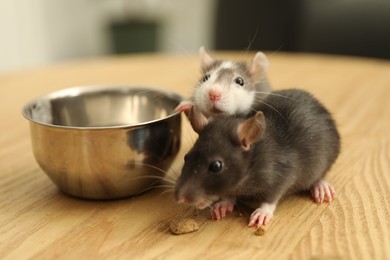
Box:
[22,86,183,199]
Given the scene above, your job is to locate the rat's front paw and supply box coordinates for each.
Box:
[211,199,235,220]
[311,179,336,204]
[175,100,193,115]
[248,202,276,227]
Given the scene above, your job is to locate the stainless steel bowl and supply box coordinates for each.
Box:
[22,86,183,199]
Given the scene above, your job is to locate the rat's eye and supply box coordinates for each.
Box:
[208,160,223,173]
[202,74,210,83]
[234,77,244,86]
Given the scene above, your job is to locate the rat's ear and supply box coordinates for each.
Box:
[248,52,269,79]
[237,112,266,151]
[199,46,215,69]
[188,105,209,134]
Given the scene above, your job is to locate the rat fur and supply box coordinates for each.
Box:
[174,89,340,227]
[176,47,271,117]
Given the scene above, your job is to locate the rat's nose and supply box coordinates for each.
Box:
[175,190,195,204]
[208,91,221,102]
[174,188,187,204]
[177,197,187,204]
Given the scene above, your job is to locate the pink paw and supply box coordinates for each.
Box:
[311,179,336,204]
[211,200,235,220]
[248,207,274,227]
[175,100,193,115]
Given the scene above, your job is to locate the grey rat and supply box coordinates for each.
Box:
[174,89,340,227]
[175,47,271,118]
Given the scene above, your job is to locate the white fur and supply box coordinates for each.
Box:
[218,61,235,70]
[194,61,255,117]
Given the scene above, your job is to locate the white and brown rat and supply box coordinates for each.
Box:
[176,47,271,118]
[174,89,340,227]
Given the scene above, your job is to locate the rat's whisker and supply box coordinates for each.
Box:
[163,172,179,184]
[168,39,194,57]
[245,80,269,86]
[253,91,293,100]
[253,100,288,122]
[242,26,260,56]
[160,188,174,196]
[155,184,175,190]
[268,44,284,57]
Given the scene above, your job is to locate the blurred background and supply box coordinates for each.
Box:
[1,0,389,73]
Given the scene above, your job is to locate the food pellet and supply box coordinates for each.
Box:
[255,226,266,236]
[169,217,199,235]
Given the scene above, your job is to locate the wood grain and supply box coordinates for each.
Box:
[1,52,389,259]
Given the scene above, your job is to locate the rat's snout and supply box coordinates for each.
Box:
[175,192,195,204]
[174,186,196,205]
[176,196,188,204]
[208,90,221,102]
[174,188,186,204]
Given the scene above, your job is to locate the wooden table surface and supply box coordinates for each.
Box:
[1,51,389,259]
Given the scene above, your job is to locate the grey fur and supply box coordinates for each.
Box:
[175,89,340,206]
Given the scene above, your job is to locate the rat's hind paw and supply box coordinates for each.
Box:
[311,179,336,204]
[175,100,193,115]
[211,199,235,220]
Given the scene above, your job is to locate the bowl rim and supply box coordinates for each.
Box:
[22,85,184,130]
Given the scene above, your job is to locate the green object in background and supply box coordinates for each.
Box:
[110,20,158,54]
